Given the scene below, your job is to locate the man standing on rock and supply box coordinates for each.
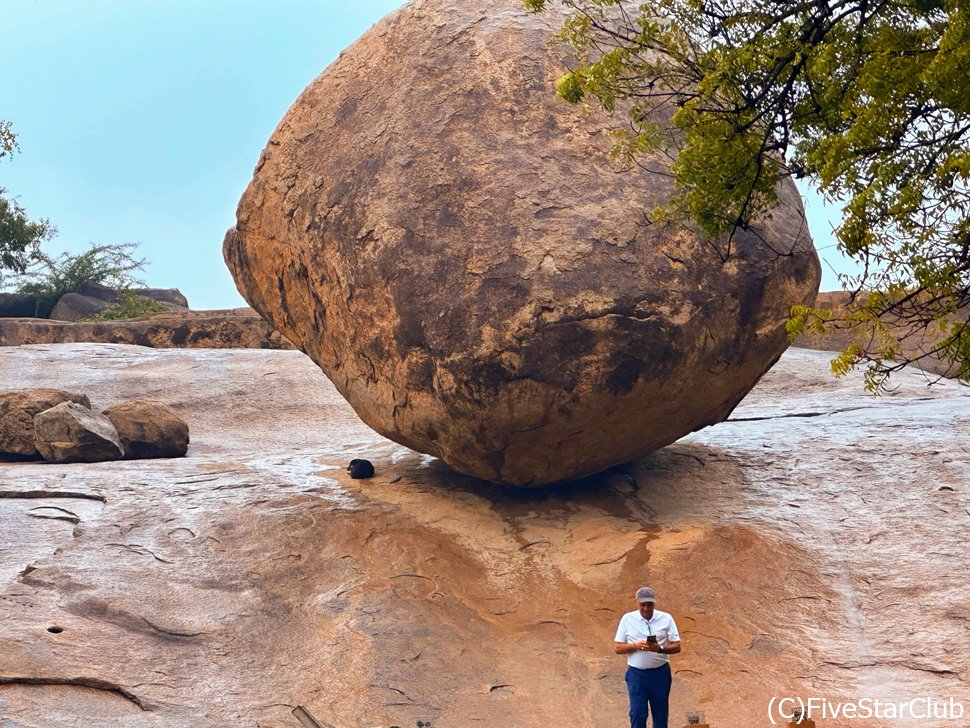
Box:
[614,586,681,728]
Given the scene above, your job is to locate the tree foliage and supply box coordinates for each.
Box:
[0,121,54,283]
[10,242,149,315]
[525,0,970,389]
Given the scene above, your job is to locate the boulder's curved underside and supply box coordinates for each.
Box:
[225,0,821,485]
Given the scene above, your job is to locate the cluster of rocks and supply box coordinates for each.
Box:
[0,388,189,463]
[0,282,188,321]
[49,282,189,321]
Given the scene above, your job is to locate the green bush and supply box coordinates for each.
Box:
[7,242,148,316]
[83,292,166,321]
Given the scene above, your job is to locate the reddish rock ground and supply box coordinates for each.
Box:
[0,344,967,727]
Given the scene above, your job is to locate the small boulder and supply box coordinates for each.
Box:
[49,292,111,322]
[132,287,189,310]
[0,389,92,458]
[102,399,189,459]
[33,402,124,463]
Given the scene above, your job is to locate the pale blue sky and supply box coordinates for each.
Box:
[2,1,850,310]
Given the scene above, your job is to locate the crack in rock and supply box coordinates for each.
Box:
[140,617,205,639]
[0,676,146,711]
[727,406,870,422]
[28,506,81,525]
[0,490,106,502]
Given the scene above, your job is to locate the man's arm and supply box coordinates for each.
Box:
[662,616,682,655]
[659,639,681,655]
[615,640,651,654]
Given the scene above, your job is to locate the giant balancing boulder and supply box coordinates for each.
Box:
[224,0,821,486]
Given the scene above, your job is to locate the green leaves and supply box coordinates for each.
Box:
[0,121,17,162]
[556,71,585,103]
[1,120,150,311]
[10,242,149,314]
[0,121,54,282]
[0,197,53,276]
[787,304,831,340]
[83,291,166,321]
[527,0,970,387]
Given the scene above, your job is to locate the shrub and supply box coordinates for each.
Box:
[83,292,167,321]
[7,242,148,316]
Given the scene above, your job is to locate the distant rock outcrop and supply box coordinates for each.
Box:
[49,292,114,322]
[0,389,91,459]
[224,0,821,485]
[32,401,125,464]
[103,399,189,459]
[48,282,190,322]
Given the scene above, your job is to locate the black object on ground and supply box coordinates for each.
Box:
[347,458,375,479]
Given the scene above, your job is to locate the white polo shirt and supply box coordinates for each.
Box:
[614,608,680,669]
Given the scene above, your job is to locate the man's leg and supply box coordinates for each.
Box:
[644,663,672,728]
[625,667,649,728]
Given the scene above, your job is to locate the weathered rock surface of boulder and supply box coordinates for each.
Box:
[103,399,189,459]
[49,292,113,322]
[1,343,968,727]
[0,308,294,349]
[224,0,821,486]
[0,388,92,458]
[33,401,124,463]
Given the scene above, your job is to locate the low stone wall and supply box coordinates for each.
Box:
[0,308,294,350]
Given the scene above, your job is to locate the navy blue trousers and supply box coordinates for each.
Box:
[625,663,671,728]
